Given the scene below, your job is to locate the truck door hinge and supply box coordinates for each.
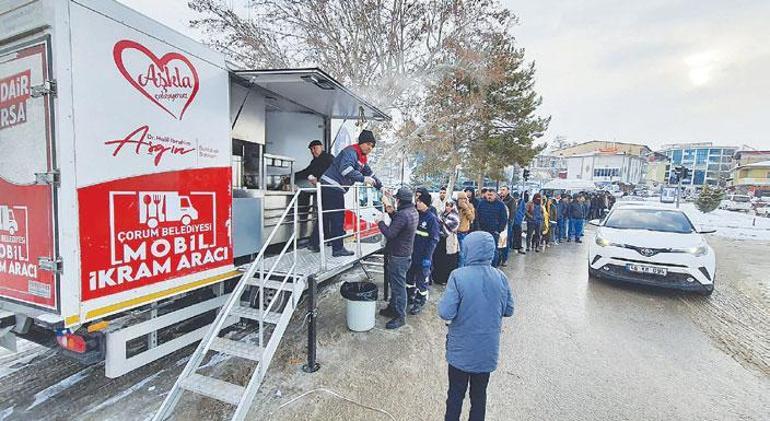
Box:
[35,170,60,186]
[38,257,63,274]
[30,79,57,98]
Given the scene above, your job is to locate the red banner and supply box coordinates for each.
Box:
[0,179,56,308]
[78,167,232,300]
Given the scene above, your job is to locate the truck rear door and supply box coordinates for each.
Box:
[0,36,59,311]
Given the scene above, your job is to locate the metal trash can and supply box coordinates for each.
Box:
[340,281,378,332]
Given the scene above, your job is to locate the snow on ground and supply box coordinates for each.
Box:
[638,197,770,241]
[26,366,96,410]
[0,340,50,380]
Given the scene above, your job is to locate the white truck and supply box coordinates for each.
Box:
[0,0,387,377]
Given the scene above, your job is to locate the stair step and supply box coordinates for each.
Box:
[209,337,263,362]
[231,305,282,324]
[180,373,244,405]
[245,278,296,291]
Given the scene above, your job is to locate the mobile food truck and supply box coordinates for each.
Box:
[0,0,388,377]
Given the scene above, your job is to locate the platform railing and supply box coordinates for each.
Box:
[298,183,391,271]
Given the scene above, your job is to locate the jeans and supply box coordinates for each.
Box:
[310,186,345,251]
[512,224,523,250]
[569,218,584,241]
[559,218,568,240]
[500,224,512,262]
[457,232,469,267]
[445,364,490,421]
[487,231,500,267]
[386,255,411,318]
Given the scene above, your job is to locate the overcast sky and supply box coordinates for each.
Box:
[120,0,770,151]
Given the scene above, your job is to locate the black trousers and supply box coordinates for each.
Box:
[310,187,345,251]
[512,224,523,250]
[445,364,490,421]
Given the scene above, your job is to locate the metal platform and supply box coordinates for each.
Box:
[260,242,382,281]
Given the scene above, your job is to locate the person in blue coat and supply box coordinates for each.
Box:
[405,191,440,318]
[475,189,508,267]
[569,194,587,243]
[439,231,515,421]
[310,130,381,256]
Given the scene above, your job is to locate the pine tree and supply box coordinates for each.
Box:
[695,185,725,213]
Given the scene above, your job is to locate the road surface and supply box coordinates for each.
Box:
[1,227,768,420]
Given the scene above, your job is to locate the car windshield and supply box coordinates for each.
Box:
[604,209,694,233]
[733,196,750,202]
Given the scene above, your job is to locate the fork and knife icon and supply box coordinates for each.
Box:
[144,193,166,222]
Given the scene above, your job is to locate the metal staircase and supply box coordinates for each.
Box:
[153,191,305,421]
[154,184,385,420]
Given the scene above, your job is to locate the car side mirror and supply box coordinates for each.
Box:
[589,219,601,226]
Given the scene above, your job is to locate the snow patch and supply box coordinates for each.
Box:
[0,407,13,421]
[26,366,95,410]
[83,372,162,416]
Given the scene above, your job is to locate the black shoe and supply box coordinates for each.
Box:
[409,303,424,315]
[332,248,355,257]
[308,245,320,253]
[576,239,583,244]
[535,247,540,252]
[518,250,526,255]
[386,317,405,330]
[379,306,398,318]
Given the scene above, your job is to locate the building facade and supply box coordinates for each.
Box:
[555,141,651,158]
[642,152,670,186]
[565,152,645,185]
[660,142,737,186]
[731,160,770,194]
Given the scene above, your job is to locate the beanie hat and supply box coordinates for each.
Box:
[308,140,323,149]
[358,130,376,145]
[417,192,432,208]
[395,187,413,202]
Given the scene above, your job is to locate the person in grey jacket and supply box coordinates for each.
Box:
[377,187,419,329]
[438,231,515,421]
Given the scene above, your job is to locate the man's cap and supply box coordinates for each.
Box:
[396,187,413,202]
[308,140,323,149]
[358,130,376,145]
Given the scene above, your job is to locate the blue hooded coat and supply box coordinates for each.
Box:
[513,198,526,226]
[438,232,515,373]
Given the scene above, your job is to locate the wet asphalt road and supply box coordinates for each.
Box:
[1,226,769,420]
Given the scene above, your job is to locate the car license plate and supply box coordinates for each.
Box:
[626,264,667,276]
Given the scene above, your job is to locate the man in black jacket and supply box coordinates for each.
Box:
[377,187,419,329]
[295,140,334,185]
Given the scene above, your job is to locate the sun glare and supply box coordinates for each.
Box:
[685,50,719,87]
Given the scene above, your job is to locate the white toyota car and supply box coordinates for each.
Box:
[588,205,716,295]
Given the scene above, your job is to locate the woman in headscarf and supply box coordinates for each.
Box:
[433,199,460,284]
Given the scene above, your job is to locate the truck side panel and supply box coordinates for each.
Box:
[67,1,234,322]
[0,34,58,311]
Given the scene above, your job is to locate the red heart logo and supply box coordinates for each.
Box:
[113,40,199,120]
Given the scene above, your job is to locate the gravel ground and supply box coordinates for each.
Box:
[1,229,769,420]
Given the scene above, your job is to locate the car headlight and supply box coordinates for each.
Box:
[595,235,611,247]
[673,245,708,257]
